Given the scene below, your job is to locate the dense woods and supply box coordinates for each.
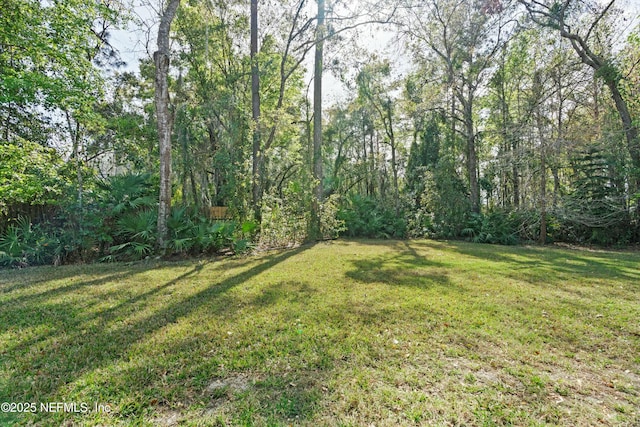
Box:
[1,0,639,266]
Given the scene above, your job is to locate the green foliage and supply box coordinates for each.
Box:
[594,61,622,84]
[318,194,346,240]
[462,211,518,245]
[260,184,311,248]
[0,139,68,217]
[108,210,157,260]
[74,173,159,259]
[0,0,120,140]
[0,217,62,267]
[560,147,630,245]
[0,168,253,266]
[166,207,241,255]
[418,157,470,238]
[95,173,157,216]
[406,113,442,207]
[338,195,406,238]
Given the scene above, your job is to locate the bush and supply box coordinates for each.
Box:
[0,217,67,267]
[259,181,312,248]
[462,211,518,245]
[338,195,406,239]
[0,140,68,219]
[0,170,256,267]
[166,206,249,255]
[260,196,309,248]
[319,194,346,240]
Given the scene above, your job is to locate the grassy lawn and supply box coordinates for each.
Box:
[1,239,639,426]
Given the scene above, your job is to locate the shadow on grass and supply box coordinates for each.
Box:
[417,240,640,288]
[1,245,315,425]
[4,239,639,425]
[411,239,640,354]
[345,241,456,290]
[1,262,211,358]
[0,266,148,299]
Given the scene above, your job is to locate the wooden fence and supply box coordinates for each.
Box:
[207,206,231,220]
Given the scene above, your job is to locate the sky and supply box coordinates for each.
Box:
[108,0,405,106]
[109,0,639,105]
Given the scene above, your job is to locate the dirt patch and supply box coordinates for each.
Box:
[149,410,182,426]
[206,373,253,394]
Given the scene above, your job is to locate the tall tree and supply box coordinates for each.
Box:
[520,0,640,199]
[311,0,325,237]
[155,0,180,252]
[251,0,262,218]
[402,0,511,213]
[356,60,401,210]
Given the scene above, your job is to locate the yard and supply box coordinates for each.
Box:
[1,239,638,426]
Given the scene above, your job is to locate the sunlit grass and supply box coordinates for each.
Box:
[1,239,639,426]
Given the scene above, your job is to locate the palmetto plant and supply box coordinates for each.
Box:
[93,174,158,261]
[166,207,236,254]
[96,173,157,216]
[0,217,31,266]
[0,217,60,267]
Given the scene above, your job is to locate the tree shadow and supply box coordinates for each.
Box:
[1,245,313,425]
[100,279,326,425]
[417,240,640,289]
[411,239,640,354]
[344,240,456,291]
[2,262,210,357]
[4,239,638,425]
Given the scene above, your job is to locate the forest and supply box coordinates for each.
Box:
[1,0,640,266]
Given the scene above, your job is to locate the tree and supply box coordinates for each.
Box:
[402,0,512,213]
[0,139,68,225]
[0,0,117,142]
[355,60,401,211]
[520,0,640,200]
[154,0,180,252]
[310,0,326,238]
[251,0,262,218]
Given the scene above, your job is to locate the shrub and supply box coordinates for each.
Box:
[0,217,66,267]
[462,211,518,245]
[319,194,346,240]
[259,182,312,248]
[338,195,406,239]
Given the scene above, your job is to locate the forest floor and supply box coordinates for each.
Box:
[1,239,639,426]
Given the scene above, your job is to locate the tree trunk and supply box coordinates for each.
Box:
[362,120,369,196]
[369,132,375,197]
[251,0,262,220]
[65,112,84,231]
[386,104,399,213]
[311,0,325,239]
[539,133,547,245]
[181,123,189,206]
[154,0,180,252]
[462,93,479,213]
[605,80,640,193]
[512,137,519,208]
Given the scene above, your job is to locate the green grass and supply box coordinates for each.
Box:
[1,239,639,426]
